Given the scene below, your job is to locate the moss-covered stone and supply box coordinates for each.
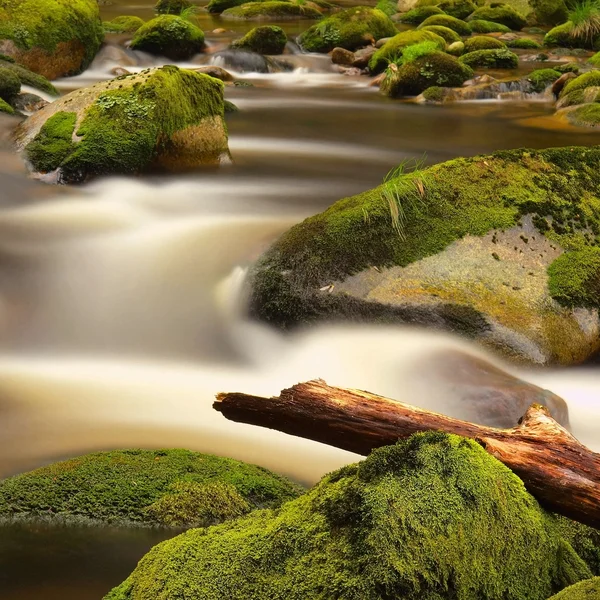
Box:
[506,36,542,48]
[437,0,476,19]
[209,0,333,14]
[548,578,600,599]
[24,111,76,172]
[231,25,287,54]
[105,433,592,600]
[529,0,567,26]
[419,24,462,43]
[463,35,507,51]
[130,15,205,60]
[369,29,447,72]
[527,67,561,91]
[563,102,600,127]
[556,62,580,73]
[17,65,230,182]
[467,4,527,30]
[0,96,13,113]
[298,7,396,53]
[418,13,472,34]
[589,51,600,66]
[398,5,444,24]
[155,0,193,14]
[103,16,145,34]
[557,517,600,576]
[542,21,598,49]
[459,47,519,67]
[562,70,600,96]
[0,449,303,526]
[382,50,473,96]
[446,39,465,54]
[248,146,600,364]
[469,18,512,32]
[0,58,57,95]
[0,65,19,102]
[221,1,323,19]
[422,84,446,100]
[0,0,103,80]
[376,0,397,17]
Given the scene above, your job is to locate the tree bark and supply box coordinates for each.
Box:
[214,379,600,529]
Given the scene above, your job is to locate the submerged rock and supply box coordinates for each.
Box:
[105,432,593,600]
[0,0,104,79]
[231,25,287,54]
[0,449,302,526]
[14,65,231,183]
[211,48,272,72]
[248,147,600,365]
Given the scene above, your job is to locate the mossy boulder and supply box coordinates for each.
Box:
[105,432,592,600]
[467,5,527,30]
[103,16,145,34]
[528,67,561,91]
[0,449,302,526]
[130,15,205,60]
[155,0,193,14]
[221,2,322,19]
[231,25,287,54]
[437,0,476,19]
[0,96,13,113]
[0,58,57,95]
[459,47,519,67]
[15,65,230,183]
[506,36,542,48]
[419,24,462,43]
[561,103,600,127]
[463,35,507,51]
[369,29,447,72]
[382,51,473,96]
[529,0,567,26]
[543,21,599,49]
[0,0,103,80]
[549,578,600,599]
[469,19,511,32]
[0,65,20,102]
[398,5,444,24]
[248,146,600,365]
[562,71,600,96]
[298,7,396,53]
[418,13,472,34]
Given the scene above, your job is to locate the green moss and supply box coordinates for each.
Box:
[221,1,322,19]
[155,0,192,14]
[369,29,447,73]
[25,111,76,173]
[130,15,205,60]
[548,578,600,599]
[0,58,57,95]
[418,13,472,34]
[105,433,592,600]
[0,96,14,113]
[0,0,104,76]
[103,16,145,34]
[565,101,600,126]
[528,67,561,91]
[419,24,462,43]
[543,21,594,48]
[398,5,444,24]
[589,51,600,65]
[0,448,303,525]
[0,66,20,101]
[562,70,600,95]
[469,18,511,32]
[446,39,465,54]
[298,7,396,52]
[376,0,398,17]
[529,0,568,25]
[459,47,519,67]
[556,518,600,576]
[249,146,600,327]
[507,36,543,48]
[436,0,476,19]
[382,50,473,96]
[231,25,287,53]
[467,4,527,29]
[463,34,507,51]
[422,84,446,99]
[556,62,580,73]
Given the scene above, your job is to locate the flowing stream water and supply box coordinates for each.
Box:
[1,1,600,598]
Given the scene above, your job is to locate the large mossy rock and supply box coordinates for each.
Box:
[0,0,103,80]
[231,25,287,54]
[249,147,600,365]
[298,7,397,53]
[0,449,302,526]
[548,578,600,599]
[130,15,205,60]
[15,65,231,183]
[105,432,593,600]
[543,21,600,49]
[467,4,527,30]
[459,48,519,68]
[221,2,322,20]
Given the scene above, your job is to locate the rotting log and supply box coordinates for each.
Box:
[214,379,600,528]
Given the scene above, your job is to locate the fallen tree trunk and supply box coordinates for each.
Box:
[214,379,600,528]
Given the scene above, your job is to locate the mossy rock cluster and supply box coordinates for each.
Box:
[130,15,205,60]
[298,7,397,53]
[103,16,145,34]
[467,4,527,30]
[155,0,193,14]
[221,1,323,20]
[0,449,302,526]
[549,577,600,599]
[0,0,103,80]
[459,48,519,68]
[16,65,230,183]
[231,25,287,54]
[105,432,597,600]
[418,14,472,34]
[248,146,600,365]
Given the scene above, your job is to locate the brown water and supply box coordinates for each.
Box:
[1,3,600,599]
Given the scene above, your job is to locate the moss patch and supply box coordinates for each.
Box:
[105,433,591,600]
[548,578,600,599]
[398,5,444,24]
[418,13,472,34]
[298,7,396,53]
[467,4,527,29]
[459,47,519,68]
[0,449,302,526]
[528,67,561,91]
[0,96,13,113]
[0,65,19,101]
[422,84,446,99]
[103,16,145,34]
[469,19,511,32]
[437,0,476,19]
[155,0,192,14]
[231,25,287,53]
[463,35,507,51]
[25,111,76,173]
[562,70,600,95]
[548,246,600,308]
[0,58,57,95]
[419,24,462,43]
